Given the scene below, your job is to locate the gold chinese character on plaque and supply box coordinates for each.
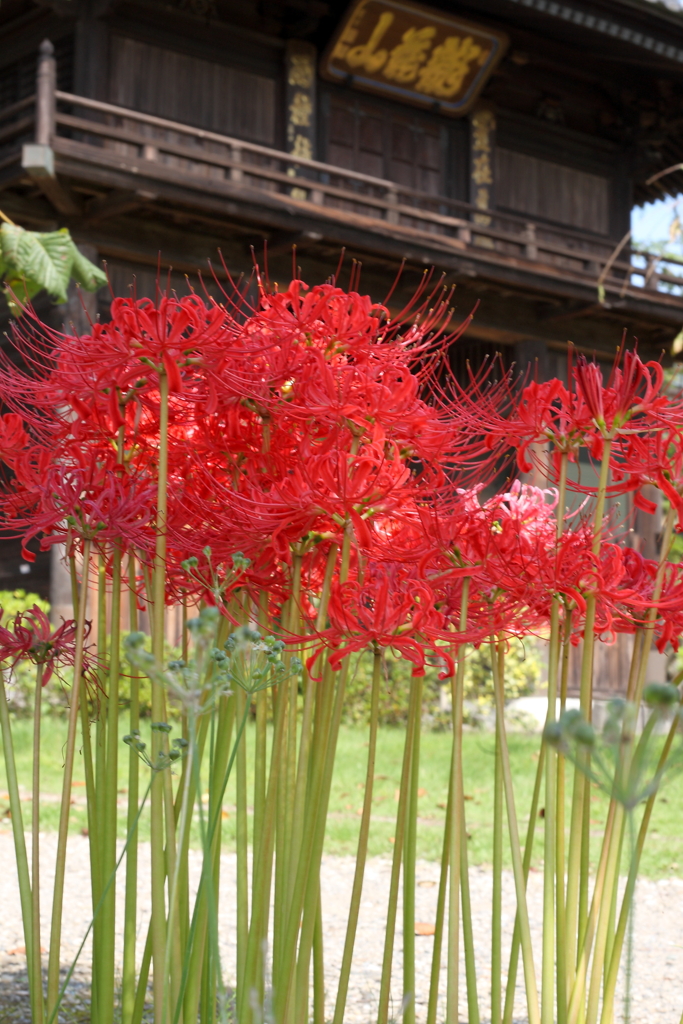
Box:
[290,134,314,161]
[288,54,314,89]
[383,26,435,83]
[322,0,507,116]
[289,92,313,128]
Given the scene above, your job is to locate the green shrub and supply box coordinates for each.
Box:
[342,637,542,729]
[0,587,50,623]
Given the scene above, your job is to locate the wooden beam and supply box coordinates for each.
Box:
[261,230,323,260]
[21,143,81,216]
[85,188,156,224]
[536,300,599,323]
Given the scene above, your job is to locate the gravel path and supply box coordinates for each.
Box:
[2,831,683,1022]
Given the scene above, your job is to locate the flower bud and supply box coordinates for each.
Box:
[543,721,563,747]
[644,683,680,708]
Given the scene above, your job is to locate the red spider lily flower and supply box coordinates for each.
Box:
[573,350,669,440]
[652,563,683,652]
[1,447,155,562]
[0,413,30,469]
[307,563,454,678]
[0,605,93,685]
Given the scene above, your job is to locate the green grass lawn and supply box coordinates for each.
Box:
[1,713,682,877]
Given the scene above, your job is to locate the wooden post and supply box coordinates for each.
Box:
[524,222,538,261]
[644,253,660,291]
[35,39,56,146]
[230,144,243,183]
[23,39,79,215]
[386,187,399,225]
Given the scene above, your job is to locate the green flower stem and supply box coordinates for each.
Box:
[272,679,290,986]
[313,888,325,1024]
[491,643,540,1024]
[579,694,658,1024]
[460,780,480,1024]
[79,685,101,997]
[540,451,566,1024]
[282,545,336,1018]
[289,664,314,894]
[122,670,141,1024]
[170,706,212,1021]
[287,561,310,1011]
[276,564,302,994]
[448,580,470,1024]
[284,554,303,885]
[294,679,335,1024]
[599,698,680,1024]
[47,778,153,1024]
[182,695,236,1024]
[566,800,619,1024]
[332,645,382,1024]
[556,617,572,1024]
[586,513,674,1024]
[31,662,45,1024]
[163,723,182,1019]
[377,673,420,1024]
[132,926,153,1024]
[502,739,545,1024]
[404,670,424,1024]
[252,592,270,943]
[150,369,170,1024]
[162,717,196,1024]
[426,749,480,1024]
[584,805,625,1024]
[279,658,350,1024]
[492,689,504,1024]
[46,539,92,1020]
[70,555,100,943]
[276,530,354,1024]
[122,556,140,1024]
[0,666,36,1013]
[565,440,612,989]
[198,708,230,1024]
[426,753,452,1024]
[236,685,249,998]
[602,821,625,1007]
[237,668,290,1024]
[252,687,267,856]
[99,544,122,1024]
[624,630,644,704]
[92,552,109,1020]
[542,597,561,1024]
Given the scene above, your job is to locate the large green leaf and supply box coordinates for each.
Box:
[70,240,108,292]
[1,224,71,303]
[0,222,107,315]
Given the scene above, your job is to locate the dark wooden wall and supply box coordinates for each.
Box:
[108,35,278,146]
[496,148,610,235]
[321,88,457,195]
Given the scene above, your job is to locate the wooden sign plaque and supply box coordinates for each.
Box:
[321,0,508,116]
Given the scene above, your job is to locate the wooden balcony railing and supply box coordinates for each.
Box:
[3,40,683,311]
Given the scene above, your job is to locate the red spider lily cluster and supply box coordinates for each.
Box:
[0,271,682,677]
